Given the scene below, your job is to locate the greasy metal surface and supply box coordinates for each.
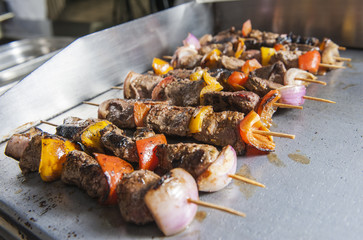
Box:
[0,1,362,240]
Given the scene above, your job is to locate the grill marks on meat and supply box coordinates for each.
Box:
[269,50,302,69]
[116,170,160,225]
[154,77,204,107]
[203,91,260,114]
[145,105,195,137]
[124,71,163,99]
[245,73,283,97]
[193,111,245,155]
[98,98,136,129]
[253,61,287,85]
[61,150,109,201]
[156,143,219,178]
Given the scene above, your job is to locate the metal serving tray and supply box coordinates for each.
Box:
[0,1,362,239]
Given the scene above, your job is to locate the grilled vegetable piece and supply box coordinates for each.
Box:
[257,90,281,128]
[189,106,213,134]
[79,120,114,153]
[241,58,262,76]
[136,134,167,171]
[227,71,248,90]
[197,145,237,192]
[298,50,321,74]
[239,110,275,151]
[144,168,198,236]
[171,46,202,69]
[94,153,134,205]
[156,143,219,179]
[116,170,160,225]
[56,117,101,141]
[152,58,173,75]
[242,19,252,37]
[61,150,109,201]
[39,137,79,182]
[261,47,276,66]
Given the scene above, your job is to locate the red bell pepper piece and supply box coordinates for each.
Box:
[151,76,174,100]
[94,153,134,205]
[273,43,286,51]
[257,90,281,128]
[298,50,321,74]
[134,102,151,127]
[241,58,262,76]
[136,134,167,171]
[227,71,248,90]
[242,19,252,37]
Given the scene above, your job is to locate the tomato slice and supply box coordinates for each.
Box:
[298,50,321,74]
[242,19,252,37]
[136,134,167,171]
[239,111,275,151]
[257,90,281,128]
[227,71,248,90]
[94,153,134,205]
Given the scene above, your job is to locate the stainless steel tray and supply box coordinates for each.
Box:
[0,1,362,239]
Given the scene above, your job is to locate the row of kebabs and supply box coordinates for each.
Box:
[4,20,347,236]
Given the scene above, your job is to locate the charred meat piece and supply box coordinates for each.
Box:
[124,71,163,99]
[56,117,101,141]
[220,55,245,71]
[241,49,261,62]
[145,105,195,137]
[133,127,156,141]
[156,143,219,178]
[154,77,205,107]
[101,127,139,163]
[116,170,160,225]
[277,32,319,46]
[210,27,239,45]
[61,150,109,201]
[203,90,260,114]
[193,111,245,155]
[98,98,137,129]
[253,61,287,85]
[269,50,302,69]
[162,69,194,79]
[5,127,43,161]
[245,73,283,97]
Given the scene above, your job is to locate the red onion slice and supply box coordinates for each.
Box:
[144,168,198,236]
[183,33,201,50]
[197,145,237,192]
[279,85,306,106]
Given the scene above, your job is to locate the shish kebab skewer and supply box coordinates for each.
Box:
[39,118,265,189]
[83,98,295,154]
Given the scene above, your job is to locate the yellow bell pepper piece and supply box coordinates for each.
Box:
[80,120,112,153]
[152,58,173,75]
[202,49,221,69]
[199,71,223,104]
[189,106,213,133]
[189,69,205,81]
[235,38,245,59]
[39,138,78,182]
[260,47,276,66]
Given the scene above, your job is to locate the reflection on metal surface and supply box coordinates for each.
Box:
[288,152,311,165]
[267,152,286,167]
[234,164,258,199]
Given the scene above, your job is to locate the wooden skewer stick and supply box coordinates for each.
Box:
[111,86,124,90]
[302,96,336,104]
[162,55,173,60]
[252,130,295,139]
[273,103,303,110]
[187,198,246,218]
[40,120,58,127]
[294,77,327,86]
[338,46,346,51]
[319,63,346,69]
[83,101,100,107]
[334,56,351,62]
[228,174,265,188]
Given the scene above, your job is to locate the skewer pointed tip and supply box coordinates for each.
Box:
[187,198,246,218]
[228,174,266,188]
[303,96,336,104]
[252,130,295,139]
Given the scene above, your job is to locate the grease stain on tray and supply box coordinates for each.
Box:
[267,153,285,167]
[288,152,310,164]
[234,164,257,199]
[195,211,207,222]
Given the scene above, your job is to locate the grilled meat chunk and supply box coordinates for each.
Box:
[133,127,156,141]
[162,69,194,79]
[5,127,43,161]
[241,49,261,62]
[61,150,109,201]
[124,71,163,99]
[245,73,283,97]
[203,91,260,114]
[171,46,202,69]
[156,143,219,178]
[253,61,287,85]
[153,77,204,107]
[269,50,302,69]
[56,117,101,141]
[145,105,195,137]
[116,170,160,225]
[101,128,139,163]
[98,98,137,129]
[193,111,245,155]
[220,55,245,70]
